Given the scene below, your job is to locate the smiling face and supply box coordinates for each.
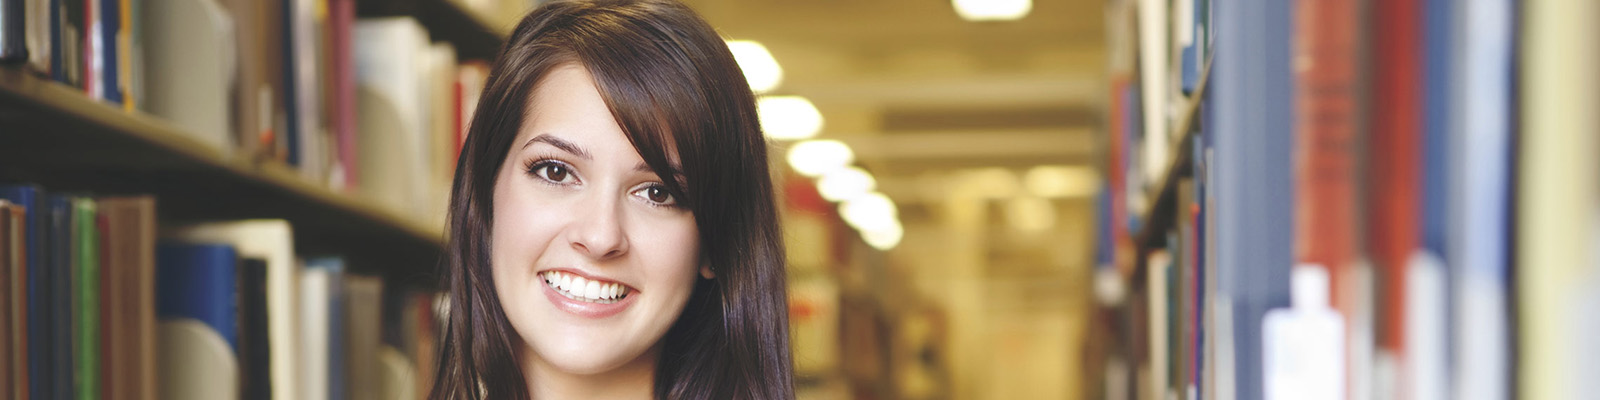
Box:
[490,63,703,377]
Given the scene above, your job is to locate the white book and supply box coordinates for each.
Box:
[158,320,240,400]
[298,264,332,400]
[1137,0,1170,188]
[354,17,432,221]
[139,0,237,153]
[1147,251,1170,399]
[165,220,300,400]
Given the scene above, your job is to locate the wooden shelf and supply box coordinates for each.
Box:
[1133,58,1213,249]
[0,67,445,286]
[359,0,508,61]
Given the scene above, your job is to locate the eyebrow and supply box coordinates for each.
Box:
[522,133,591,160]
[636,161,687,184]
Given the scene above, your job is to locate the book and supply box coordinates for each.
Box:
[0,0,23,62]
[0,201,19,400]
[1453,1,1515,399]
[44,195,72,400]
[354,17,432,220]
[70,198,98,400]
[25,0,49,73]
[155,242,239,400]
[95,196,156,400]
[1209,1,1296,399]
[164,220,299,400]
[1517,0,1600,399]
[343,274,381,400]
[300,257,344,400]
[1136,0,1169,187]
[237,258,271,400]
[326,0,357,191]
[0,185,46,400]
[138,0,237,152]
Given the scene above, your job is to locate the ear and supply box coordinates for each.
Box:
[699,263,715,279]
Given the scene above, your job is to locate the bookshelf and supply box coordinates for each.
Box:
[0,0,511,287]
[0,67,445,285]
[360,0,508,61]
[1133,59,1211,249]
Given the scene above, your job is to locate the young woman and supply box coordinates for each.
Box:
[427,1,794,398]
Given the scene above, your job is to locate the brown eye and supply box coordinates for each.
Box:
[531,162,574,183]
[642,186,675,205]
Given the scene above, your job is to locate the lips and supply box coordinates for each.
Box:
[537,269,638,319]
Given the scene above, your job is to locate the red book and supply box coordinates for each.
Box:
[328,0,359,190]
[1294,0,1363,395]
[1368,0,1424,386]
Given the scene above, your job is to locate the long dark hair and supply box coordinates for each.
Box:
[428,1,793,399]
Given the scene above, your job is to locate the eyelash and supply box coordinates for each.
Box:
[522,157,681,208]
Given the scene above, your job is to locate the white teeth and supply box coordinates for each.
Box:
[541,271,629,304]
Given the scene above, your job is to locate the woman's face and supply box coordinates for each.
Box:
[491,64,703,376]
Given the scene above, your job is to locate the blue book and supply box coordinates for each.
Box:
[45,195,74,400]
[155,243,238,349]
[1452,0,1515,398]
[98,0,120,104]
[1210,0,1296,398]
[0,185,46,400]
[280,0,300,166]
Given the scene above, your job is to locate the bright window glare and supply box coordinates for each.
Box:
[758,96,824,140]
[952,0,1032,21]
[726,40,783,94]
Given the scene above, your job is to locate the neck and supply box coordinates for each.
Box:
[520,345,658,400]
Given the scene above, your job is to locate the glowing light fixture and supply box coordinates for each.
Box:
[840,192,898,232]
[1024,165,1099,198]
[758,95,824,140]
[952,0,1032,21]
[787,140,854,177]
[861,221,904,250]
[817,166,877,203]
[726,40,783,94]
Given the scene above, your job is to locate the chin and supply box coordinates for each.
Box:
[525,328,653,375]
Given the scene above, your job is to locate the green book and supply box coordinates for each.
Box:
[72,199,98,400]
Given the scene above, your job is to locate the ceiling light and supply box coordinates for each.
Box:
[861,220,904,250]
[787,140,854,177]
[758,95,824,140]
[952,0,1031,21]
[840,192,898,232]
[726,40,783,94]
[816,166,876,203]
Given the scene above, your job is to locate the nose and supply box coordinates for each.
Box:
[567,191,629,261]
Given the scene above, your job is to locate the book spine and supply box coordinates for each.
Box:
[47,196,72,400]
[0,186,46,400]
[0,0,24,61]
[70,199,96,400]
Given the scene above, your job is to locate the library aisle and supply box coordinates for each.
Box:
[0,0,1596,400]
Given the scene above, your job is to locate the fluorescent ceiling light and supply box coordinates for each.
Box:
[758,96,824,140]
[726,40,783,93]
[787,140,854,177]
[952,0,1032,21]
[817,166,877,203]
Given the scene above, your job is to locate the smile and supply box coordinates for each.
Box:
[540,270,632,304]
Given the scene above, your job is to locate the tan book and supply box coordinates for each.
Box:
[96,196,156,400]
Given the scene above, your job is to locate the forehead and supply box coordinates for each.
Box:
[517,64,631,152]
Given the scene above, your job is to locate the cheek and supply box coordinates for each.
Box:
[634,218,702,304]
